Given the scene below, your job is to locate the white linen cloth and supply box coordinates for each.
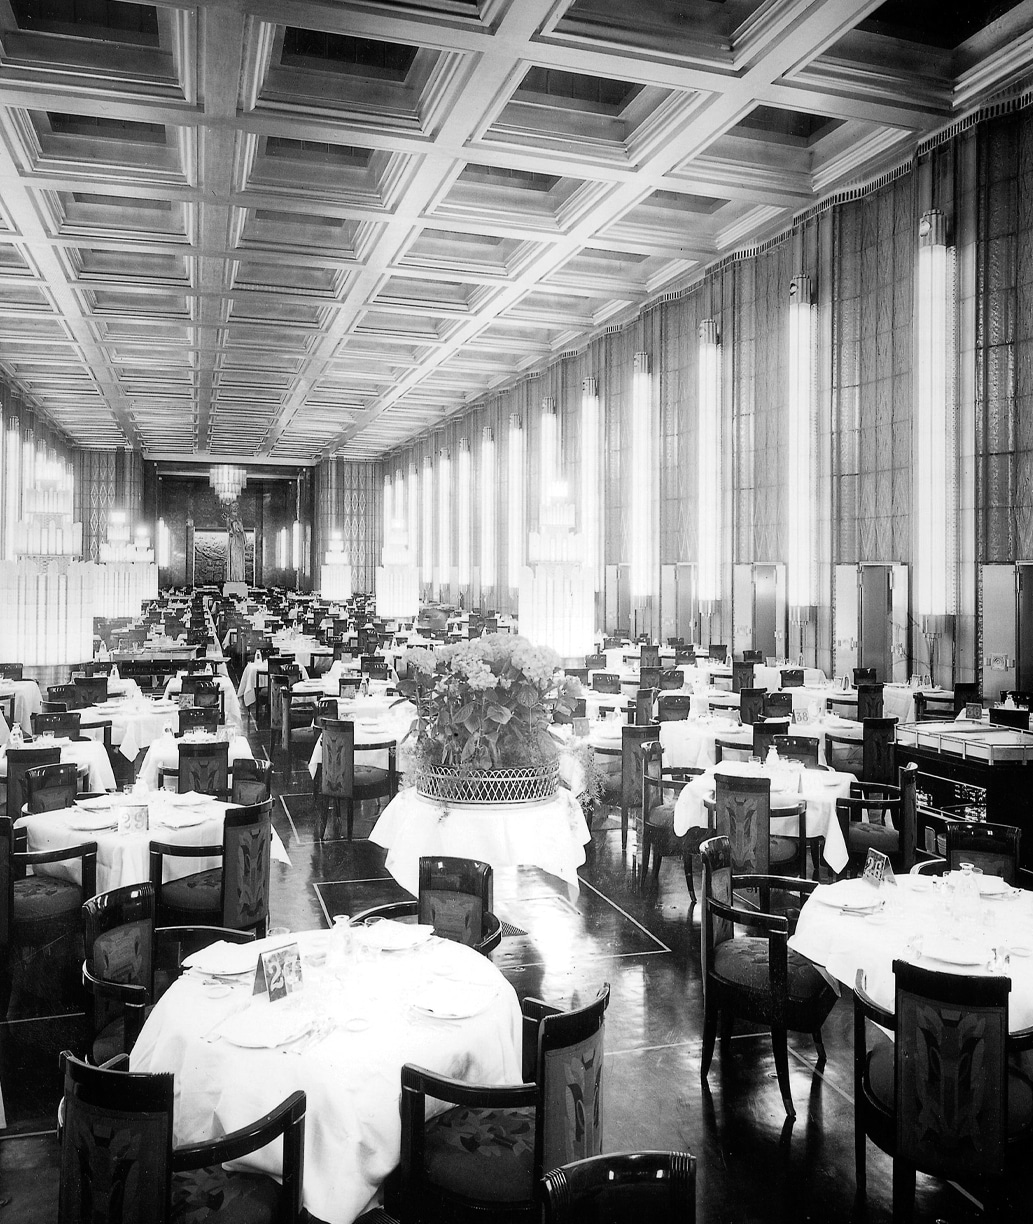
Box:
[790,873,1033,1031]
[0,679,43,733]
[881,684,954,724]
[163,673,244,734]
[79,695,182,760]
[672,759,852,872]
[18,794,290,895]
[130,932,523,1224]
[307,698,416,777]
[371,786,592,897]
[271,632,331,670]
[135,731,255,790]
[0,736,116,794]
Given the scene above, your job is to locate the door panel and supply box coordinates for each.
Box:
[890,564,909,684]
[985,564,1017,700]
[676,564,696,644]
[753,565,777,661]
[733,563,753,656]
[860,565,891,682]
[833,563,858,681]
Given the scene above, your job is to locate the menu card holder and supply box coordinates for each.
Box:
[862,849,895,888]
[253,944,304,1002]
[965,703,982,720]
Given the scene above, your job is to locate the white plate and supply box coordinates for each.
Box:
[66,815,118,831]
[362,920,436,952]
[813,880,886,912]
[183,940,260,977]
[151,811,208,829]
[220,1008,313,1049]
[412,980,498,1019]
[74,796,114,811]
[923,937,988,966]
[978,875,1011,897]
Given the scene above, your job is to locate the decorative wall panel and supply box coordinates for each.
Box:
[315,460,381,595]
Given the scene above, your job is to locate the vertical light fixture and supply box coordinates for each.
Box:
[437,447,451,587]
[697,320,721,610]
[787,274,816,619]
[156,518,171,568]
[629,352,652,598]
[421,457,433,585]
[480,426,496,589]
[290,519,302,572]
[383,471,393,533]
[457,439,471,586]
[915,209,955,656]
[581,377,600,583]
[541,397,558,508]
[507,413,524,589]
[407,462,418,561]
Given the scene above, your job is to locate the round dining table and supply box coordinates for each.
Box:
[130,927,523,1224]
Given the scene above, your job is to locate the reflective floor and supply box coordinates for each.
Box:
[2,716,1030,1223]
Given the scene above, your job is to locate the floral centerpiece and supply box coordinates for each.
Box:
[397,634,578,804]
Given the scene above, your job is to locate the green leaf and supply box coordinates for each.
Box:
[486,704,512,724]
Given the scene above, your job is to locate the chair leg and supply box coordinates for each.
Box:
[701,1000,718,1081]
[650,849,663,892]
[770,1026,796,1118]
[891,1160,915,1223]
[639,835,651,891]
[620,801,628,850]
[682,847,697,903]
[346,798,354,841]
[854,1110,867,1199]
[813,1028,827,1070]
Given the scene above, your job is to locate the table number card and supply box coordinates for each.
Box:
[965,702,983,720]
[573,717,590,738]
[253,943,304,1002]
[862,849,895,888]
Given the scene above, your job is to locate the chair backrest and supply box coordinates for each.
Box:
[638,666,660,692]
[893,959,1009,1182]
[772,735,819,767]
[989,705,1030,729]
[658,668,682,690]
[723,660,751,695]
[74,676,108,706]
[584,653,606,670]
[534,985,610,1183]
[713,772,772,875]
[762,691,792,719]
[714,738,751,765]
[700,835,735,972]
[231,757,273,806]
[944,820,1020,884]
[0,662,23,680]
[856,682,884,721]
[622,723,658,807]
[752,719,789,760]
[83,882,156,1002]
[58,1049,173,1224]
[176,740,229,796]
[640,645,660,669]
[861,717,897,784]
[25,762,79,814]
[824,732,862,775]
[741,650,763,664]
[952,681,981,714]
[417,855,493,945]
[852,667,876,685]
[592,672,621,694]
[7,746,61,819]
[634,688,655,726]
[708,644,727,661]
[320,718,358,798]
[541,1151,696,1224]
[360,656,388,678]
[31,710,82,738]
[656,694,691,722]
[48,683,86,711]
[779,668,803,688]
[177,707,219,734]
[738,687,766,726]
[564,667,589,685]
[221,799,273,933]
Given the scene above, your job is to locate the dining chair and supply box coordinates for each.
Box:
[740,650,763,664]
[640,645,660,669]
[0,662,23,680]
[952,681,981,713]
[316,718,397,840]
[989,704,1030,729]
[157,739,229,798]
[657,668,682,691]
[592,672,622,695]
[762,692,793,720]
[584,652,606,671]
[738,687,766,726]
[771,735,819,768]
[24,763,79,814]
[639,740,704,898]
[700,835,836,1118]
[58,1049,306,1224]
[709,771,808,885]
[360,656,389,680]
[0,814,97,1019]
[824,730,862,777]
[913,691,955,721]
[48,683,87,711]
[397,985,610,1224]
[852,667,876,685]
[354,855,502,955]
[633,687,655,726]
[835,762,917,877]
[280,687,324,772]
[541,1151,697,1224]
[713,738,751,765]
[855,682,884,721]
[5,746,61,820]
[181,676,224,722]
[942,819,1021,883]
[656,694,691,722]
[620,723,658,852]
[563,667,589,685]
[708,644,727,661]
[752,719,790,761]
[230,756,274,806]
[149,798,273,936]
[732,661,755,693]
[779,669,804,689]
[73,675,108,706]
[852,960,1032,1217]
[175,706,219,736]
[861,716,897,785]
[638,666,661,693]
[30,711,82,739]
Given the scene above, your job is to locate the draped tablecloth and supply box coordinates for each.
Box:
[370,786,591,897]
[790,873,1033,1030]
[0,679,43,733]
[673,759,852,872]
[660,714,861,771]
[130,931,522,1224]
[163,672,244,734]
[135,731,255,790]
[307,698,415,776]
[0,735,116,793]
[80,697,182,760]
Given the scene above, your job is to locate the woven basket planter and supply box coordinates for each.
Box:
[415,761,560,805]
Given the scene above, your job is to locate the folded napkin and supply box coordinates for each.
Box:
[183,939,261,976]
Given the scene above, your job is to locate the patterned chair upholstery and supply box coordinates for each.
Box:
[149,799,272,936]
[658,668,683,691]
[732,662,755,693]
[710,772,808,884]
[944,819,1021,884]
[633,688,655,726]
[5,746,61,819]
[752,719,790,761]
[771,735,819,768]
[656,694,692,722]
[73,676,108,706]
[316,718,397,840]
[738,688,766,726]
[640,645,660,669]
[639,741,703,899]
[47,683,87,712]
[230,757,274,807]
[398,985,610,1224]
[856,682,884,720]
[58,1050,306,1224]
[591,672,621,695]
[700,836,836,1118]
[30,711,82,739]
[762,692,793,720]
[541,1150,696,1224]
[163,740,229,798]
[24,762,79,814]
[836,762,917,877]
[853,959,1033,1216]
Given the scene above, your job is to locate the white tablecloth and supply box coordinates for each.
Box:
[271,633,332,670]
[790,873,1033,1031]
[371,787,591,896]
[18,795,290,895]
[307,698,415,777]
[135,732,255,790]
[130,931,522,1224]
[881,685,954,724]
[163,673,244,734]
[752,665,827,693]
[0,679,43,733]
[673,759,852,872]
[0,736,116,793]
[81,697,182,760]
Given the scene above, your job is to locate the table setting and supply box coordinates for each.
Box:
[162,670,244,733]
[673,757,852,872]
[0,731,116,793]
[307,695,416,777]
[135,728,256,789]
[80,691,183,760]
[0,677,43,733]
[129,922,523,1224]
[790,871,1033,1029]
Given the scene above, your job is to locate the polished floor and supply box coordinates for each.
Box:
[2,713,1030,1223]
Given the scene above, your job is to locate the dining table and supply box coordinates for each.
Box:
[789,872,1033,1030]
[129,925,523,1224]
[0,733,116,794]
[673,758,853,873]
[307,695,416,776]
[162,671,244,734]
[78,693,184,760]
[134,730,256,790]
[17,790,290,896]
[0,678,43,733]
[659,712,862,771]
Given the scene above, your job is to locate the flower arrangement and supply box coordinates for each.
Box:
[398,634,577,777]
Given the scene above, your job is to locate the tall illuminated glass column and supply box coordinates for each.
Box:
[480,426,496,606]
[629,352,654,639]
[787,275,816,663]
[507,414,524,604]
[421,457,433,596]
[436,447,451,601]
[915,209,955,684]
[456,440,471,592]
[697,321,721,646]
[581,378,601,585]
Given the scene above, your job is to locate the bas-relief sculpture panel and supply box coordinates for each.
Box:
[194,530,255,585]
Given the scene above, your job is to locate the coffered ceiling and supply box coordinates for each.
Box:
[0,0,1029,462]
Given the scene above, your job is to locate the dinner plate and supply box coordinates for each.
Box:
[183,940,260,977]
[412,980,498,1019]
[977,875,1011,897]
[74,796,114,811]
[66,814,118,831]
[923,937,988,966]
[151,811,208,829]
[219,1008,313,1049]
[362,920,436,952]
[813,879,886,912]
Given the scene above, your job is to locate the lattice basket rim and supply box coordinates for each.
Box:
[415,761,560,805]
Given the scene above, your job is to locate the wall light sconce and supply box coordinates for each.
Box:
[697,320,721,613]
[629,352,652,598]
[787,274,816,618]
